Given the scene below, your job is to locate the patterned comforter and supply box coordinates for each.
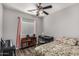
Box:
[35,38,79,56]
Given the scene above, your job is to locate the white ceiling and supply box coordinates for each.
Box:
[3,3,75,17]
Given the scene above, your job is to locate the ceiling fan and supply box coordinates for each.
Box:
[28,3,52,16]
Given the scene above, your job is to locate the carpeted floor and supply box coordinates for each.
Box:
[16,46,36,56]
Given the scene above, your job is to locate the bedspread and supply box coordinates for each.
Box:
[35,40,79,56]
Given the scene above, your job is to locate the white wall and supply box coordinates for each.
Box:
[44,4,79,38]
[3,7,43,46]
[36,18,43,35]
[0,4,3,40]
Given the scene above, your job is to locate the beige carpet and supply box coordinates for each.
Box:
[16,47,36,56]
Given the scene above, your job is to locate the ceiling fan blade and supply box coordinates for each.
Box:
[28,9,37,12]
[43,5,52,9]
[43,11,49,15]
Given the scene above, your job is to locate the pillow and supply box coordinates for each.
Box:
[55,36,77,45]
[55,37,77,45]
[64,38,76,45]
[54,36,65,44]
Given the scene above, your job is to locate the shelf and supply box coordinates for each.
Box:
[21,37,36,49]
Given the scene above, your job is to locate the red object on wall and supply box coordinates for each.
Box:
[16,16,22,49]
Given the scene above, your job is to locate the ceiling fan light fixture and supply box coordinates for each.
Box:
[28,3,52,16]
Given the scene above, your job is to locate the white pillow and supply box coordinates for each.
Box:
[64,38,76,45]
[55,36,76,45]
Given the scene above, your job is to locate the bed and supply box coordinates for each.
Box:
[35,37,79,56]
